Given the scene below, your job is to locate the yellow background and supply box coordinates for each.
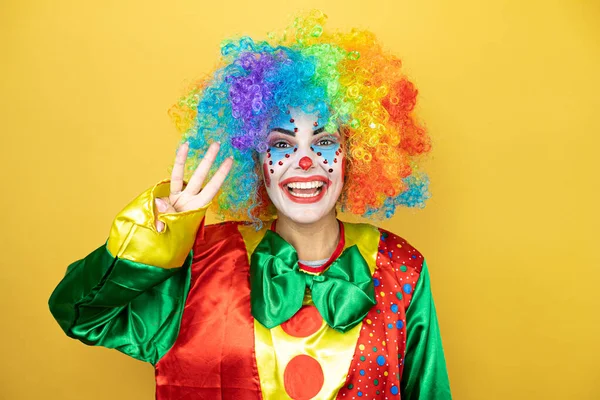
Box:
[1,0,599,399]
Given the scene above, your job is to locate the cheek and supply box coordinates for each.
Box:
[262,161,271,188]
[267,148,295,175]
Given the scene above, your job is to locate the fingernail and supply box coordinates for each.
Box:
[157,221,164,233]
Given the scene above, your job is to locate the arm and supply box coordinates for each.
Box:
[401,260,452,399]
[49,142,233,365]
[48,180,207,365]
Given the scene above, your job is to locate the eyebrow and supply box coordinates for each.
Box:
[272,128,295,136]
[271,126,327,136]
[313,127,325,135]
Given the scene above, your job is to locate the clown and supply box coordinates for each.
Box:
[49,11,451,400]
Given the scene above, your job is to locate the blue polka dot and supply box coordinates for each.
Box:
[391,385,399,395]
[373,278,381,287]
[359,369,365,376]
[358,392,363,397]
[376,355,386,366]
[412,255,417,259]
[390,304,398,313]
[387,323,393,329]
[388,251,393,258]
[396,320,404,329]
[403,283,413,294]
[379,249,385,254]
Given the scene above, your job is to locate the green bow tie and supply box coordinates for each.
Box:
[250,230,376,333]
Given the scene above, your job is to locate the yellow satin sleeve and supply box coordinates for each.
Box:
[106,179,209,269]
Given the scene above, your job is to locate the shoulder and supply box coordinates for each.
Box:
[376,227,425,275]
[192,220,245,255]
[196,220,242,242]
[341,221,425,274]
[192,220,270,257]
[375,227,425,309]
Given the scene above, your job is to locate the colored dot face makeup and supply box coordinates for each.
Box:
[259,108,345,224]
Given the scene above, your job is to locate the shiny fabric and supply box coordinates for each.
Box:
[48,244,191,364]
[400,261,452,399]
[155,222,262,399]
[49,185,451,399]
[107,179,208,269]
[254,306,362,400]
[336,229,452,399]
[244,222,378,400]
[250,229,376,333]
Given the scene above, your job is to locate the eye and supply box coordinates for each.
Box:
[315,137,338,147]
[271,141,292,149]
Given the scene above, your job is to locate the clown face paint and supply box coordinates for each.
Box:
[259,108,345,224]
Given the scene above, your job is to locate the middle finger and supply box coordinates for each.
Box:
[185,141,221,194]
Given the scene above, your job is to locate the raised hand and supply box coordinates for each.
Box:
[155,142,233,232]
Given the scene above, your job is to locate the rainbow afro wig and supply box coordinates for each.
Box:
[169,10,432,223]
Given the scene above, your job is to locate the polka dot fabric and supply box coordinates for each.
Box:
[336,229,424,399]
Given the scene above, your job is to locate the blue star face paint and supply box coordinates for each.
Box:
[267,138,296,165]
[312,134,341,172]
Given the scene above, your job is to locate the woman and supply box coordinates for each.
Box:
[49,11,451,399]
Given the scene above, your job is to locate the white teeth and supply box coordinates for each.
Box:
[286,181,324,189]
[289,191,320,198]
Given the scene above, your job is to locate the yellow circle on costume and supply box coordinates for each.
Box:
[369,333,373,337]
[359,344,365,350]
[380,292,385,297]
[382,341,386,346]
[397,243,402,248]
[366,319,372,324]
[384,371,389,376]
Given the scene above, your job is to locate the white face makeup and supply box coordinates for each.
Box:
[259,109,345,224]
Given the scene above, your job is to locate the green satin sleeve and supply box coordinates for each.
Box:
[48,243,191,365]
[401,260,452,399]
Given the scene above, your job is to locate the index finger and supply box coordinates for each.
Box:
[170,142,189,195]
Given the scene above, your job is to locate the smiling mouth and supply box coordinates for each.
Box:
[279,176,331,204]
[285,181,325,198]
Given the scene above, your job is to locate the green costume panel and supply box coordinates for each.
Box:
[48,244,190,365]
[401,261,451,399]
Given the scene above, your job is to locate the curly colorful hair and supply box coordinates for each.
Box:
[168,10,431,223]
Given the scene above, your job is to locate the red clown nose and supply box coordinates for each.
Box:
[298,156,313,171]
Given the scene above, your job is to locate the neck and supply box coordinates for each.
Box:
[275,211,340,261]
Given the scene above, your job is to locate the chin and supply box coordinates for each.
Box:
[268,187,342,225]
[284,209,332,225]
